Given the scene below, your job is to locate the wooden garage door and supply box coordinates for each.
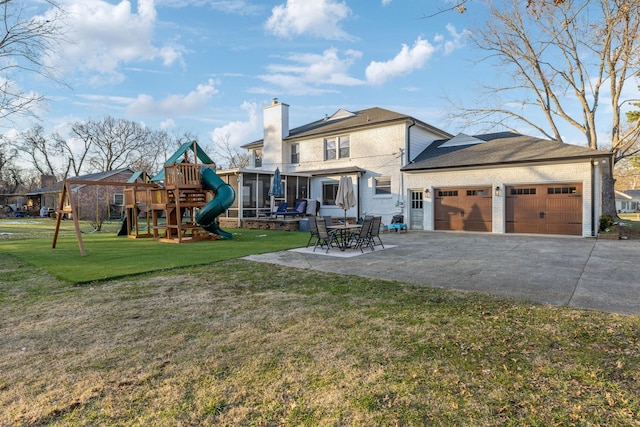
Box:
[434,187,492,232]
[506,184,582,235]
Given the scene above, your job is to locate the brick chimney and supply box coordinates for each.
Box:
[40,174,57,188]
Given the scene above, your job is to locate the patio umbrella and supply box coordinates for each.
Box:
[335,175,356,223]
[268,167,284,197]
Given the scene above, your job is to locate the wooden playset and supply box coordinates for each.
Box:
[52,141,235,256]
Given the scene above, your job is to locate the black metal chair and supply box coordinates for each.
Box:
[369,216,384,248]
[306,216,319,247]
[314,219,339,253]
[352,217,374,252]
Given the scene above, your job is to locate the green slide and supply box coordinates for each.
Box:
[195,167,236,240]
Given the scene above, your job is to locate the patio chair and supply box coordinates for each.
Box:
[314,219,339,253]
[369,216,384,248]
[277,200,307,218]
[268,201,288,217]
[306,216,319,247]
[352,217,375,252]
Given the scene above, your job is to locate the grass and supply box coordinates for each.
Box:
[1,219,639,425]
[0,218,308,283]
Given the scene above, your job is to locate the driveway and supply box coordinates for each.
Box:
[245,231,640,316]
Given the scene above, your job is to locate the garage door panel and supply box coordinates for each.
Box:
[506,184,582,236]
[435,188,492,232]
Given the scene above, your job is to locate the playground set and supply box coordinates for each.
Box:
[52,141,236,256]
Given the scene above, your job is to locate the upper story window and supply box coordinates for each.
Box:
[291,143,300,164]
[254,149,262,168]
[374,176,391,196]
[324,135,350,160]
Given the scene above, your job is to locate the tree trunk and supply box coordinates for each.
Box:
[602,158,617,217]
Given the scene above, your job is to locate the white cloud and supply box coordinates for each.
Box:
[126,79,218,116]
[256,48,364,95]
[46,0,183,80]
[160,118,176,129]
[265,0,353,40]
[438,24,471,55]
[365,37,436,86]
[156,0,263,14]
[209,101,261,149]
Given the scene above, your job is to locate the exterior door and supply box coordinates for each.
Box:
[434,187,492,232]
[409,190,424,230]
[506,184,582,235]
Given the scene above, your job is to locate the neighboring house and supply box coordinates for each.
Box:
[27,169,136,220]
[217,99,611,237]
[615,189,640,213]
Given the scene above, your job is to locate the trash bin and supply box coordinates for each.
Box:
[299,218,310,232]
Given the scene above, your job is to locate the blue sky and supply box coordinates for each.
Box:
[17,0,639,157]
[14,0,490,153]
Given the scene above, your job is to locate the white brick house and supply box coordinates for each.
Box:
[228,99,451,225]
[219,99,611,237]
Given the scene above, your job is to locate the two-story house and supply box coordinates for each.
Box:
[216,99,611,237]
[216,98,451,227]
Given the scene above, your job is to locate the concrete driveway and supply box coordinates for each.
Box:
[245,231,640,316]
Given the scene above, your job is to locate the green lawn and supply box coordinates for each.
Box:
[0,218,307,283]
[1,219,639,426]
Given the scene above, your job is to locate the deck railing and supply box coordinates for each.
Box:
[164,163,204,189]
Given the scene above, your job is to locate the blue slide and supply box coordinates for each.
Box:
[195,167,236,240]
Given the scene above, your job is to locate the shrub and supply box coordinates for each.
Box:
[599,214,615,231]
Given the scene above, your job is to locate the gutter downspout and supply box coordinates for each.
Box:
[404,120,416,223]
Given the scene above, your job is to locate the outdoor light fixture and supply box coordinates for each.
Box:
[424,188,430,197]
[495,186,501,197]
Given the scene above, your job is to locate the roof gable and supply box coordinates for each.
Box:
[328,108,356,121]
[439,133,484,148]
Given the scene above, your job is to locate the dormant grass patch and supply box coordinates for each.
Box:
[1,253,639,425]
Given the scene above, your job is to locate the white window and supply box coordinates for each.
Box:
[322,181,339,205]
[254,149,262,167]
[324,135,349,160]
[374,177,391,196]
[291,143,300,164]
[114,193,124,206]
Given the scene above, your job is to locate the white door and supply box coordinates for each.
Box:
[409,190,424,230]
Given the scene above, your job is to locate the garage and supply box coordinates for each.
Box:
[434,187,492,232]
[506,184,582,235]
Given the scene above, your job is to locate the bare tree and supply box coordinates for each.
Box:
[71,116,152,172]
[614,155,640,189]
[212,132,249,169]
[0,0,66,126]
[17,124,61,178]
[128,129,184,176]
[454,0,640,216]
[0,136,21,193]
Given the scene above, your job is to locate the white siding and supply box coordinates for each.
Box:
[292,124,407,224]
[404,161,600,237]
[407,126,439,162]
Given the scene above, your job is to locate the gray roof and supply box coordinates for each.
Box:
[402,132,611,172]
[616,189,640,199]
[242,107,451,148]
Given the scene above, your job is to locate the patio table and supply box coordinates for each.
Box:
[328,224,361,251]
